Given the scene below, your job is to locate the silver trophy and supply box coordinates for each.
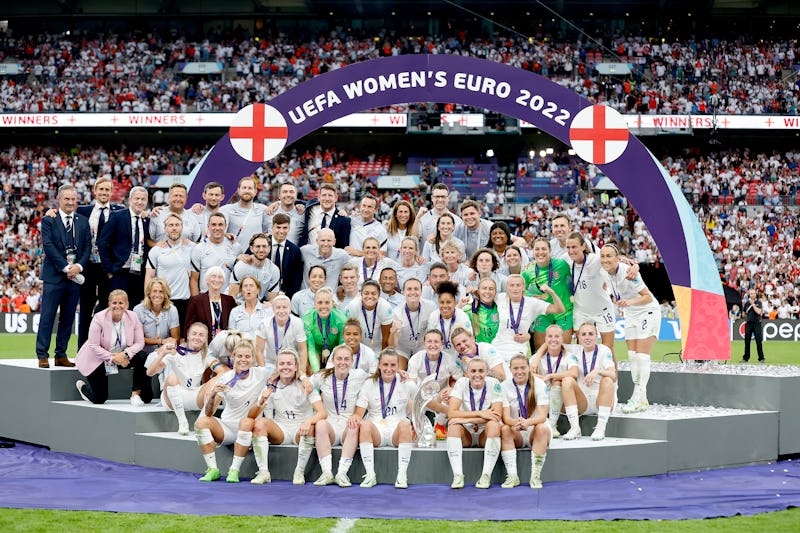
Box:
[412,374,441,448]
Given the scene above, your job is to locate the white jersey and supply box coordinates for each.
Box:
[350,217,389,251]
[394,262,430,290]
[218,366,270,423]
[392,299,438,357]
[451,376,504,412]
[255,314,307,367]
[300,245,351,290]
[264,205,304,245]
[531,348,574,377]
[345,297,393,351]
[492,294,550,358]
[407,350,462,389]
[162,350,209,390]
[231,259,280,300]
[601,262,660,319]
[426,308,473,358]
[228,302,271,338]
[566,253,614,316]
[420,236,465,263]
[311,368,370,422]
[147,242,195,300]
[382,227,408,260]
[207,329,255,369]
[567,344,615,394]
[349,257,398,288]
[324,344,377,374]
[151,209,202,243]
[502,376,549,419]
[219,202,269,249]
[458,342,506,375]
[356,377,417,423]
[418,210,464,247]
[190,238,242,293]
[265,379,321,425]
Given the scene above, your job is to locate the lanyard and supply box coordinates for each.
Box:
[362,304,378,342]
[582,346,599,376]
[571,254,587,295]
[424,352,442,381]
[515,382,530,419]
[362,258,378,281]
[226,369,250,388]
[470,385,488,411]
[534,260,554,293]
[405,303,421,340]
[508,298,525,334]
[546,349,563,375]
[272,317,291,355]
[440,315,455,349]
[235,207,254,239]
[379,376,397,419]
[113,321,123,349]
[332,374,348,416]
[317,314,331,351]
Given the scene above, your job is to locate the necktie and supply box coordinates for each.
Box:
[65,215,75,248]
[321,212,329,229]
[98,206,108,236]
[133,216,141,254]
[274,243,283,273]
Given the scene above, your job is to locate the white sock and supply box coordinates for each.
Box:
[627,351,640,402]
[202,452,217,470]
[166,386,187,424]
[319,454,333,475]
[531,452,546,480]
[230,454,244,472]
[446,437,463,476]
[252,436,270,472]
[565,405,580,430]
[548,386,562,426]
[597,405,612,425]
[481,437,501,476]
[360,442,375,475]
[501,450,517,477]
[638,353,651,403]
[397,443,413,475]
[196,427,214,446]
[296,436,315,473]
[232,430,252,472]
[338,456,353,475]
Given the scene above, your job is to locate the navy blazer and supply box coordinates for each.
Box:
[97,209,151,275]
[40,212,91,284]
[298,200,351,248]
[77,202,125,240]
[274,239,303,298]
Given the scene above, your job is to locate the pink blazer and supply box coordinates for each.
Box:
[76,309,145,376]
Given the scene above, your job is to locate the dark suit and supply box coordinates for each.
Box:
[36,211,91,360]
[185,292,236,343]
[97,209,150,308]
[298,200,351,248]
[273,238,303,298]
[77,203,125,345]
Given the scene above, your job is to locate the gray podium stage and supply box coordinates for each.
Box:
[0,359,796,484]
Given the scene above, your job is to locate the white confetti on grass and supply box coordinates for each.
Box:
[331,518,357,533]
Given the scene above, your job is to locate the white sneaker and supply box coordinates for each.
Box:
[590,425,606,441]
[75,381,91,403]
[335,472,352,487]
[475,473,491,489]
[622,400,649,414]
[360,472,377,488]
[450,474,465,489]
[394,471,408,489]
[621,399,638,414]
[549,421,561,438]
[530,475,543,489]
[250,470,271,484]
[313,472,335,486]
[562,426,582,440]
[292,469,305,485]
[177,418,190,436]
[130,395,145,407]
[501,474,520,488]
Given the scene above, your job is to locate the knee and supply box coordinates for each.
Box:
[485,420,500,436]
[195,415,211,430]
[398,419,412,438]
[238,418,254,431]
[165,374,179,387]
[561,376,576,389]
[600,376,614,389]
[500,424,513,438]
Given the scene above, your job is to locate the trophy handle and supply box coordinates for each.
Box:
[412,374,441,448]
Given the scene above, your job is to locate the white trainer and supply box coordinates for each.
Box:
[450,474,465,489]
[475,473,491,489]
[530,475,543,489]
[75,381,91,403]
[562,426,582,440]
[394,471,408,489]
[177,418,190,436]
[292,469,305,485]
[501,474,520,488]
[590,425,607,441]
[313,472,335,486]
[250,470,272,484]
[335,472,352,487]
[549,421,561,438]
[359,472,377,488]
[130,395,145,407]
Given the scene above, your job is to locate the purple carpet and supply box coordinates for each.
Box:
[1,444,799,520]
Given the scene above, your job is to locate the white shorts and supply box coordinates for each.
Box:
[464,422,486,447]
[624,311,660,340]
[375,418,403,447]
[275,421,302,445]
[327,417,350,446]
[573,309,615,334]
[217,417,241,445]
[161,388,202,411]
[579,383,618,415]
[518,422,552,448]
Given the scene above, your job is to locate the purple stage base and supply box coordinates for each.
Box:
[1,444,799,521]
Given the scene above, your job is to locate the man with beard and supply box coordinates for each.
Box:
[220,177,270,248]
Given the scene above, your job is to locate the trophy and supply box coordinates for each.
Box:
[412,374,441,448]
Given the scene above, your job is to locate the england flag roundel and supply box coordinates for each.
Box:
[568,105,629,165]
[229,104,288,163]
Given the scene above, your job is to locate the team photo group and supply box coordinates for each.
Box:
[36,173,661,490]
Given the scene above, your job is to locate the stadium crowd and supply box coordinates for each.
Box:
[1,30,798,114]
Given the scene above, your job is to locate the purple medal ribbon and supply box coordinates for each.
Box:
[272,317,290,355]
[332,374,348,416]
[226,369,250,388]
[362,304,378,343]
[546,349,563,375]
[317,314,331,351]
[175,344,200,356]
[405,304,420,341]
[354,349,361,369]
[424,352,442,381]
[469,384,488,411]
[362,258,378,282]
[440,315,455,349]
[379,376,397,419]
[571,253,586,296]
[582,346,599,377]
[515,382,530,419]
[534,260,554,293]
[508,298,525,334]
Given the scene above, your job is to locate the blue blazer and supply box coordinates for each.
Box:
[97,209,151,275]
[275,239,303,298]
[40,212,91,284]
[298,200,351,248]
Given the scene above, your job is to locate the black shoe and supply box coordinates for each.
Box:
[740,357,749,363]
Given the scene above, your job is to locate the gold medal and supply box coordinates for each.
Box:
[570,295,575,303]
[322,349,331,359]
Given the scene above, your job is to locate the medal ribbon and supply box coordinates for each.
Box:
[362,258,378,282]
[405,304,420,340]
[332,374,348,416]
[546,349,563,375]
[582,346,599,377]
[508,298,525,334]
[440,315,455,349]
[424,352,442,381]
[272,317,291,355]
[226,369,250,388]
[379,376,397,419]
[534,260,554,293]
[175,344,200,356]
[571,253,586,296]
[317,314,331,351]
[362,304,378,343]
[515,382,530,419]
[470,385,488,411]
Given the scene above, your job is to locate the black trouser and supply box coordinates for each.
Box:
[743,321,765,362]
[131,351,154,403]
[81,363,109,405]
[79,262,110,346]
[173,298,188,337]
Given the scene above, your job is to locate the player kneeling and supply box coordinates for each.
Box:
[561,323,617,441]
[500,354,552,489]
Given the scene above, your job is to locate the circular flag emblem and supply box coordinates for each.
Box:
[229,103,288,163]
[568,105,629,165]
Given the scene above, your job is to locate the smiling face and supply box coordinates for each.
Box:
[237,179,256,203]
[332,347,354,374]
[57,188,78,214]
[378,353,399,382]
[424,331,443,356]
[272,222,289,243]
[395,204,411,227]
[566,237,586,263]
[276,351,297,380]
[362,238,380,262]
[207,215,227,242]
[477,278,496,304]
[272,298,290,322]
[129,190,149,214]
[475,251,495,274]
[578,323,598,351]
[431,189,448,211]
[600,245,620,273]
[437,292,456,319]
[437,216,455,239]
[441,246,460,265]
[250,236,270,261]
[491,227,508,248]
[168,186,187,211]
[533,240,551,265]
[360,197,377,222]
[318,188,337,211]
[186,324,207,351]
[108,294,128,321]
[202,186,224,209]
[361,283,380,309]
[461,205,481,230]
[400,238,418,263]
[452,332,475,356]
[379,269,397,294]
[279,183,297,207]
[466,359,488,389]
[429,267,449,290]
[544,325,563,354]
[165,216,183,241]
[206,270,225,292]
[232,346,255,373]
[551,216,570,241]
[93,180,113,205]
[148,281,166,308]
[308,266,327,291]
[315,291,333,318]
[506,275,525,300]
[317,229,335,255]
[343,324,362,352]
[403,278,422,305]
[504,247,521,267]
[510,357,530,385]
